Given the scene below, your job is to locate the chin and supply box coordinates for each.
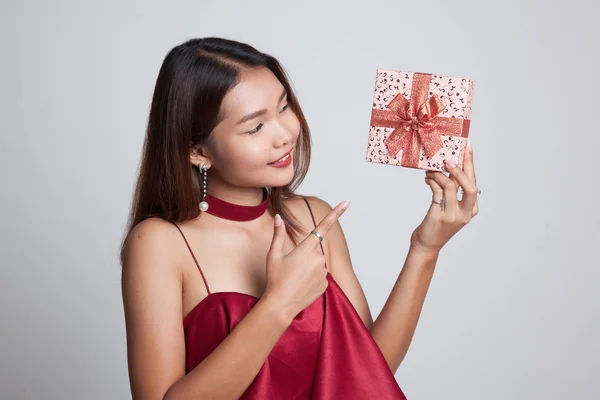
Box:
[264,165,295,188]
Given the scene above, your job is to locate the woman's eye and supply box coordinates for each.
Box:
[247,123,263,134]
[246,104,290,134]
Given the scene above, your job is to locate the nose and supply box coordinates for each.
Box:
[274,125,293,148]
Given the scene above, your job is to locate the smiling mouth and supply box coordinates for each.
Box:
[268,149,292,164]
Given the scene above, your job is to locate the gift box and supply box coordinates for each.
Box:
[366,69,474,172]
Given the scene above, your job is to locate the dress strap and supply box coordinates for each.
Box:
[170,221,212,295]
[302,197,326,257]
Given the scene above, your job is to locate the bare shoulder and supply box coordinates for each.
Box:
[283,195,338,267]
[283,195,335,232]
[121,217,188,398]
[284,195,352,273]
[122,217,184,283]
[284,195,334,218]
[126,216,179,244]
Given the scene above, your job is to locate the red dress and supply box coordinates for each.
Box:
[171,198,407,399]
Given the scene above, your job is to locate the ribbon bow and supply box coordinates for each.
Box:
[369,72,469,168]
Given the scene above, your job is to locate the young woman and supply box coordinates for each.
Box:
[120,37,480,400]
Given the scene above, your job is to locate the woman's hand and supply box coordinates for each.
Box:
[263,200,350,322]
[411,139,479,254]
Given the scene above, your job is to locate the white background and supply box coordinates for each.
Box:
[1,0,599,398]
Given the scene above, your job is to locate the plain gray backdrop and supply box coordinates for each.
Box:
[1,0,598,398]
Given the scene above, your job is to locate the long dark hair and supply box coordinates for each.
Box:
[119,37,313,266]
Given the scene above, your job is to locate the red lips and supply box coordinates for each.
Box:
[268,148,293,165]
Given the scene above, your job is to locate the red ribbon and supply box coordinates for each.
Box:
[369,72,470,168]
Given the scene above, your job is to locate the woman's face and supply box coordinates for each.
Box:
[195,66,301,189]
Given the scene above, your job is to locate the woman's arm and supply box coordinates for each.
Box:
[122,218,293,400]
[304,197,439,374]
[300,145,477,376]
[369,245,438,373]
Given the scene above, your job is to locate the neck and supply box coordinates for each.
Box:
[206,186,267,206]
[204,187,269,222]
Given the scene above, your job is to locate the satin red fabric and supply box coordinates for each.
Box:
[184,272,407,399]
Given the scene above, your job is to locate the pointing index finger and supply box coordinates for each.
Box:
[301,200,350,249]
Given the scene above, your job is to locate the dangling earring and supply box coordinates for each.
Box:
[199,163,209,212]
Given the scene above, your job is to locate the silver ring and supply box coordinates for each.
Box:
[311,230,323,242]
[432,198,445,211]
[460,189,482,195]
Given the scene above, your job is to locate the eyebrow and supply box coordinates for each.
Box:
[235,89,288,125]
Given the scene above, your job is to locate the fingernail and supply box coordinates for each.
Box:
[467,139,472,152]
[445,160,456,168]
[274,214,282,226]
[341,200,350,210]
